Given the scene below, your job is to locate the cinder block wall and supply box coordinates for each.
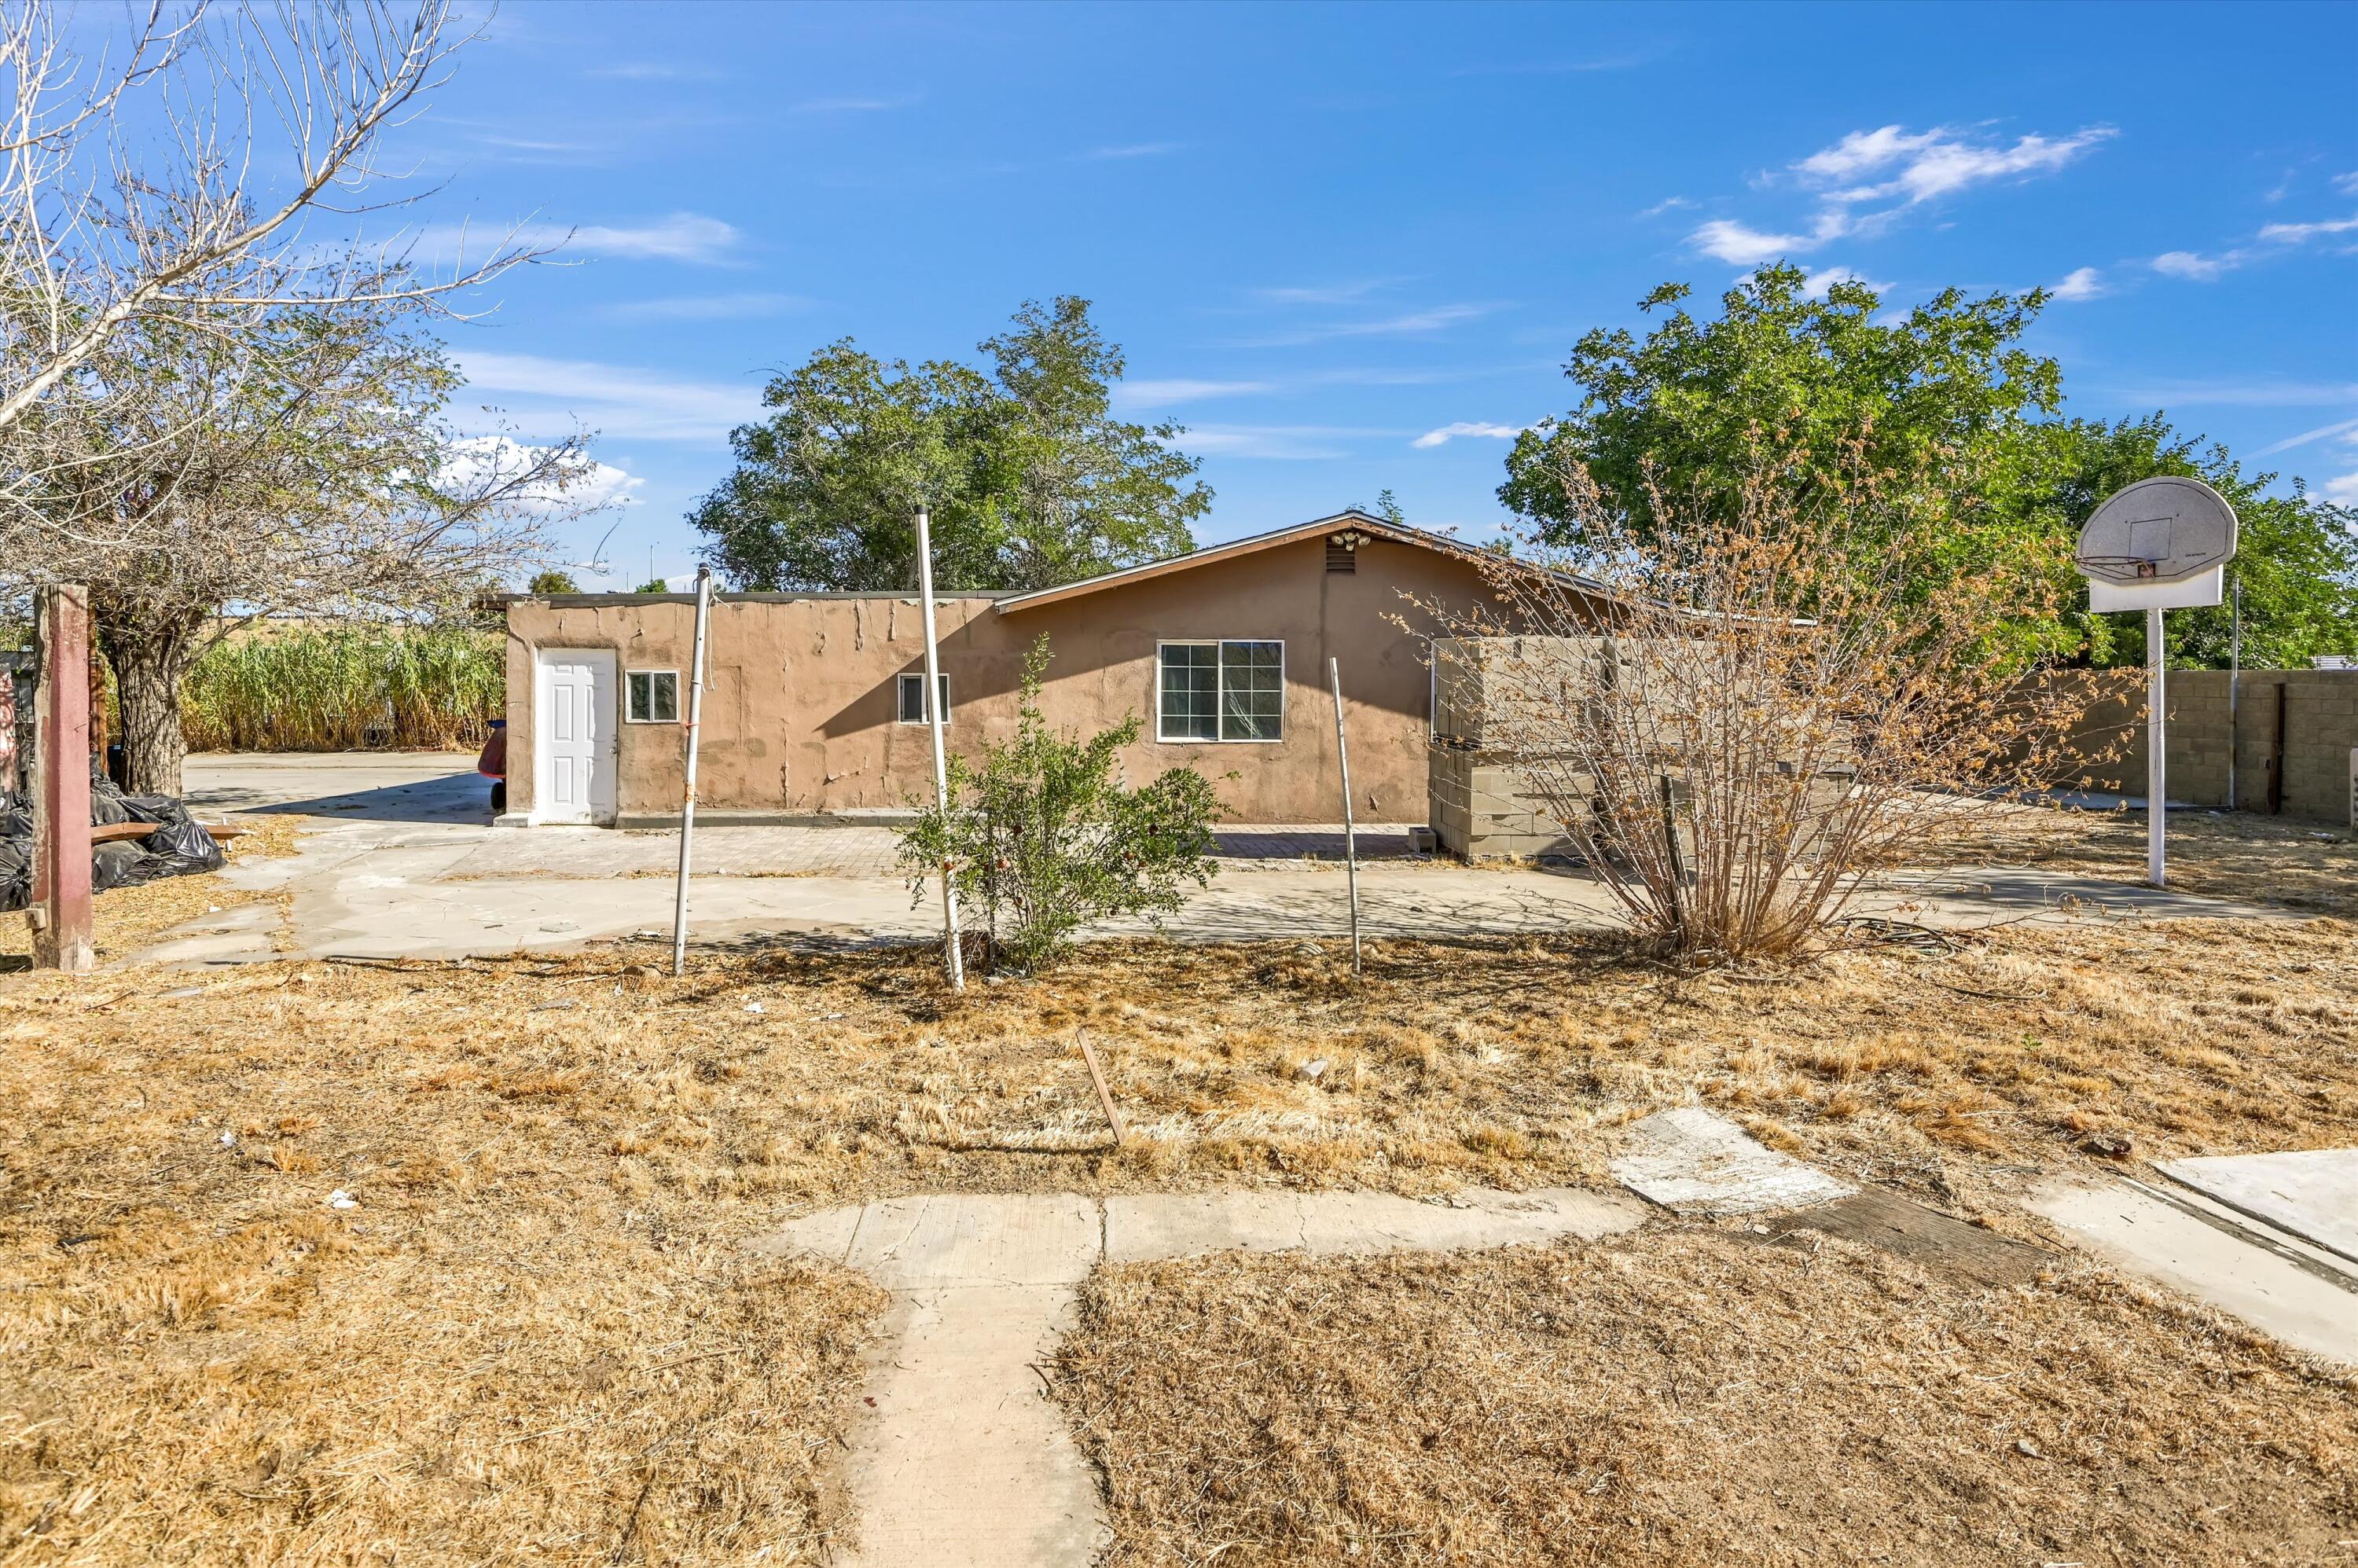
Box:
[1428,745,1587,860]
[2048,668,2356,822]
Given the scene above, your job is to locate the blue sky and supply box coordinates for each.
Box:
[389,0,2356,588]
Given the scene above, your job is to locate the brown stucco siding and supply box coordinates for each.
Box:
[503,535,1533,824]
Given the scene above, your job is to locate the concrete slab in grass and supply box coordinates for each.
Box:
[2029,1179,2358,1366]
[1101,1185,1647,1264]
[1611,1107,1857,1215]
[2154,1148,2358,1265]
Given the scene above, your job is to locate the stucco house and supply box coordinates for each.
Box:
[497,509,1585,828]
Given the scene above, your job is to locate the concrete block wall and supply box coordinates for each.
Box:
[2051,668,2357,822]
[1429,744,1590,859]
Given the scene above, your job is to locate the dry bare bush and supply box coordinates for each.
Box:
[1429,451,2132,960]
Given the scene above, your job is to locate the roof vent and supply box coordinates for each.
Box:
[1327,529,1369,573]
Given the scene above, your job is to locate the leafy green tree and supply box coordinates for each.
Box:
[897,636,1225,973]
[1502,264,2060,545]
[528,569,581,595]
[633,577,670,593]
[2020,417,2358,667]
[1504,263,2357,667]
[692,297,1210,592]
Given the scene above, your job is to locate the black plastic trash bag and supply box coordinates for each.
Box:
[119,794,225,878]
[90,839,149,892]
[0,833,26,913]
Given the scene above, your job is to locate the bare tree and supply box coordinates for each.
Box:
[0,289,595,794]
[0,0,540,437]
[1427,447,2133,961]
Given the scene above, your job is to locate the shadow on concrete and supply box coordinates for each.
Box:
[217,773,494,825]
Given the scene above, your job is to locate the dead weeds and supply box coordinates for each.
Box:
[1055,1231,2357,1566]
[0,812,303,964]
[0,832,2351,1559]
[1933,801,2357,917]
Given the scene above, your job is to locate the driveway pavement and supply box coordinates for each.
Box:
[142,752,2301,967]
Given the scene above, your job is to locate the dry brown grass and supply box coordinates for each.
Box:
[0,806,2350,1560]
[0,813,304,964]
[1931,799,2357,917]
[0,957,887,1565]
[1055,1232,2358,1566]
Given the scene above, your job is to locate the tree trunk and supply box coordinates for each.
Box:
[96,616,196,797]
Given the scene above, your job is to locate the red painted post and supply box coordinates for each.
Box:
[31,585,94,974]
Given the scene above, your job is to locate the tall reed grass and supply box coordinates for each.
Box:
[181,622,501,751]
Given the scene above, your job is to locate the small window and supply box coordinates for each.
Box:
[898,672,949,725]
[626,670,678,724]
[1158,641,1284,743]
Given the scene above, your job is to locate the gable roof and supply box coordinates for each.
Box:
[993,509,1523,615]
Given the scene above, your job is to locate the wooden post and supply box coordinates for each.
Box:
[1328,656,1361,977]
[1658,773,1685,944]
[31,586,94,974]
[1075,1026,1126,1147]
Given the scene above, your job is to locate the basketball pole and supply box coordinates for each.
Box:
[2147,605,2165,889]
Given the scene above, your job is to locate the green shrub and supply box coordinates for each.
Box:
[180,622,502,751]
[898,637,1225,973]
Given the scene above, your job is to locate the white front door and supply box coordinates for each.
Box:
[535,649,616,824]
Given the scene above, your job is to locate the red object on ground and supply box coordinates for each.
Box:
[31,584,94,973]
[476,722,507,780]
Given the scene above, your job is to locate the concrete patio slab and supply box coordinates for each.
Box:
[133,753,2310,968]
[1611,1107,1858,1214]
[2028,1178,2358,1366]
[2154,1148,2358,1265]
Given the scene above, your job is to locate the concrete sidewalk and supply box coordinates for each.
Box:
[752,1187,1651,1568]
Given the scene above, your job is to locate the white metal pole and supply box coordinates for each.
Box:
[915,508,965,990]
[2227,578,2241,813]
[670,567,714,975]
[2147,604,2165,889]
[1329,656,1361,976]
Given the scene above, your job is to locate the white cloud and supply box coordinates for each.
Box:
[1112,379,1277,410]
[1795,126,1944,182]
[2151,249,2244,281]
[2323,469,2358,507]
[458,351,766,443]
[1691,123,2110,269]
[793,92,923,113]
[1691,212,1847,265]
[1178,424,1390,460]
[2258,212,2358,244]
[1798,124,2114,205]
[1637,196,1695,218]
[440,435,644,516]
[2335,171,2358,196]
[2253,415,2358,457]
[1080,141,1185,160]
[413,211,743,266]
[586,62,715,81]
[2049,266,2106,301]
[2110,379,2358,408]
[1800,266,1890,298]
[1234,304,1496,347]
[1249,280,1398,306]
[603,292,814,321]
[1412,421,1527,449]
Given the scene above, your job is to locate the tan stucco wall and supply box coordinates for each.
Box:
[502,535,1527,824]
